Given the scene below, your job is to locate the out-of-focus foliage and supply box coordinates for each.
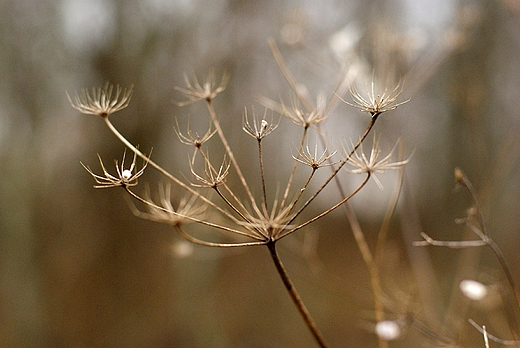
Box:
[2,0,520,347]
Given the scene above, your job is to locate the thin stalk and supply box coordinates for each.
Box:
[375,141,406,265]
[344,201,386,348]
[205,100,257,207]
[283,168,317,219]
[105,117,185,187]
[214,187,267,240]
[281,126,309,208]
[176,226,266,248]
[268,39,314,112]
[267,241,329,348]
[195,148,257,230]
[316,124,387,348]
[279,173,370,239]
[257,139,269,214]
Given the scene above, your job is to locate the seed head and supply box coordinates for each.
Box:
[189,153,230,188]
[281,94,328,128]
[337,79,409,118]
[242,107,278,140]
[346,136,409,189]
[129,183,207,226]
[293,140,338,170]
[175,71,228,106]
[67,82,133,118]
[82,149,150,188]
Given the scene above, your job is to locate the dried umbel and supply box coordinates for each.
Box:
[67,82,133,118]
[81,149,149,189]
[174,71,229,106]
[336,79,410,118]
[70,45,410,347]
[346,135,410,190]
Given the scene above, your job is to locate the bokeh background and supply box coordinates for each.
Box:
[2,0,520,347]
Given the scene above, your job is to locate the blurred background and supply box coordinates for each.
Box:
[2,0,520,347]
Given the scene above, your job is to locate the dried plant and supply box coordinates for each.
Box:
[415,168,520,346]
[335,79,410,119]
[67,82,133,118]
[69,43,411,348]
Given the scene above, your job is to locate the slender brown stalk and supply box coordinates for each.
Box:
[281,126,309,208]
[315,124,391,348]
[280,173,370,239]
[267,241,329,348]
[257,139,269,214]
[205,100,257,208]
[268,39,314,112]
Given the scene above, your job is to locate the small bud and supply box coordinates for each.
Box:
[460,279,487,300]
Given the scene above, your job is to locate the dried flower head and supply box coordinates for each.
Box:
[67,82,133,118]
[282,94,328,128]
[346,136,409,189]
[82,149,149,188]
[293,141,338,170]
[174,117,217,148]
[175,71,229,106]
[242,108,278,140]
[239,198,296,241]
[337,80,409,118]
[130,183,207,226]
[189,154,230,188]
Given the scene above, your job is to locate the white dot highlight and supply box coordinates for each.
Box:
[172,241,194,258]
[460,279,487,301]
[122,169,132,180]
[375,320,401,341]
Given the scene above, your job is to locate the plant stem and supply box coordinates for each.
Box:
[267,241,329,348]
[205,100,257,207]
[258,139,268,214]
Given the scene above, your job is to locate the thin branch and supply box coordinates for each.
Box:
[279,173,370,239]
[124,186,265,242]
[205,100,259,210]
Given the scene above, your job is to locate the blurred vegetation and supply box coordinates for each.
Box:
[2,0,520,347]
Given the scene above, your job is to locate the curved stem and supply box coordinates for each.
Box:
[267,242,329,348]
[176,225,266,248]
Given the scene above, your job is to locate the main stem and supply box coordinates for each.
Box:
[267,241,329,348]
